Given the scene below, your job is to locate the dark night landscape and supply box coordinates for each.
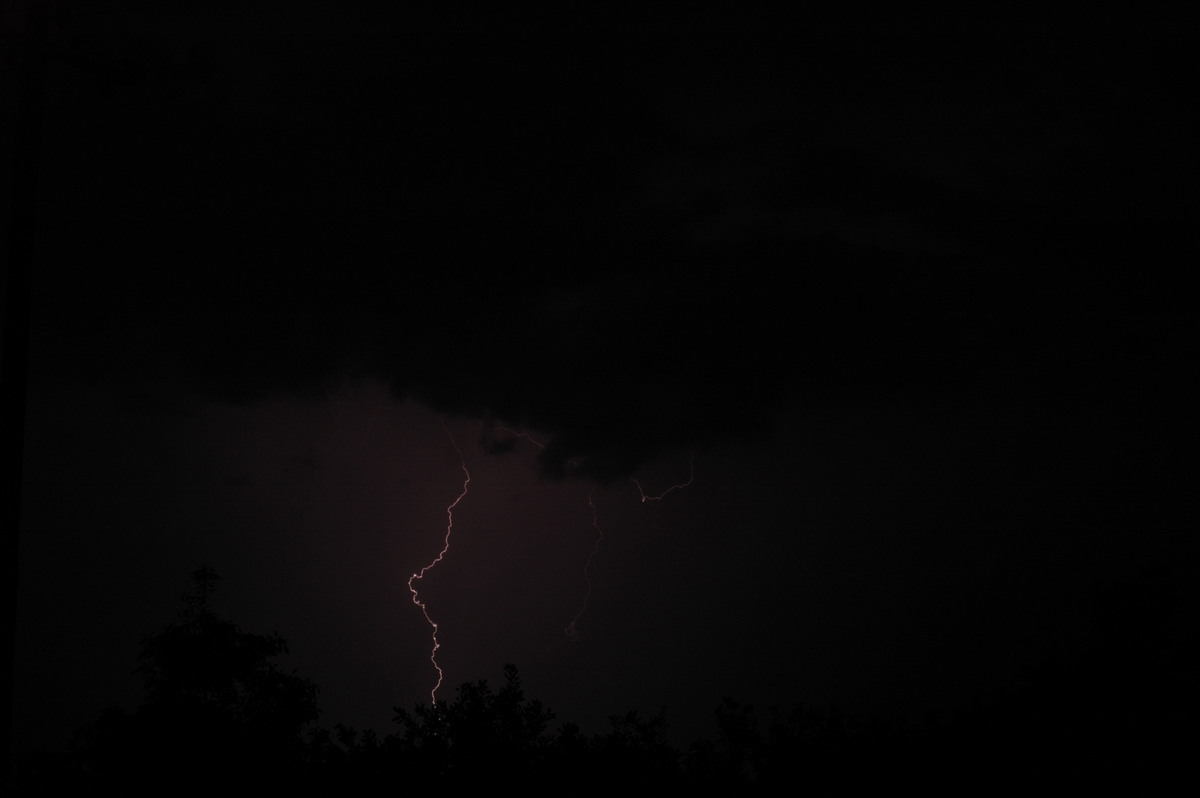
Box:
[3,4,1194,794]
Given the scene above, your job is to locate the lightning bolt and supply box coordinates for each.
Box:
[408,419,470,705]
[630,451,696,501]
[493,425,586,478]
[564,486,603,640]
[492,426,602,639]
[490,426,696,641]
[494,425,545,450]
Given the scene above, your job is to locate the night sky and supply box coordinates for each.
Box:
[7,5,1194,754]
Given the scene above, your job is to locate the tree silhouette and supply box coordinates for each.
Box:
[136,565,319,739]
[391,664,556,789]
[21,567,1186,795]
[59,566,320,794]
[383,665,684,791]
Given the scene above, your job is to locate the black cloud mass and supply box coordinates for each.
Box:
[19,5,1193,480]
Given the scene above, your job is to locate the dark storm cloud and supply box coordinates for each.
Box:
[23,4,1192,479]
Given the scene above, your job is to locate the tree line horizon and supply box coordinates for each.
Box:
[12,565,1188,795]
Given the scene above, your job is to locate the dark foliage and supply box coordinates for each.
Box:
[17,567,319,795]
[390,664,557,789]
[15,570,1190,796]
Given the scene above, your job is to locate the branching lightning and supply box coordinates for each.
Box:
[489,426,696,642]
[407,417,696,693]
[494,425,547,451]
[564,486,603,640]
[407,419,470,705]
[493,426,602,640]
[631,451,696,501]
